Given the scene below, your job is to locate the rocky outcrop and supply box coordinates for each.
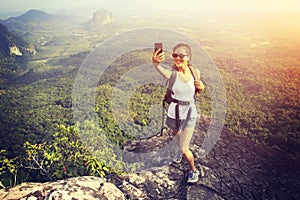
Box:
[23,47,37,56]
[118,124,300,199]
[1,23,36,57]
[1,120,299,199]
[9,45,22,56]
[0,176,125,200]
[9,45,37,56]
[83,9,114,31]
[92,9,114,26]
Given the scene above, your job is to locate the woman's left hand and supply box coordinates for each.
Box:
[194,80,205,93]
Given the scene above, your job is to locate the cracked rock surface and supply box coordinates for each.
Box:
[1,119,299,199]
[118,123,300,200]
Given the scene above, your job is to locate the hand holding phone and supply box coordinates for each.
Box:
[154,43,163,54]
[152,43,164,64]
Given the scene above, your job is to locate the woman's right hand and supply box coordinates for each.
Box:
[152,49,165,65]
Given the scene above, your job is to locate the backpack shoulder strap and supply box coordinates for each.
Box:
[188,64,204,94]
[168,65,202,93]
[167,66,177,91]
[188,64,199,81]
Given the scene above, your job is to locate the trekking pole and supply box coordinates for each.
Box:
[160,100,166,136]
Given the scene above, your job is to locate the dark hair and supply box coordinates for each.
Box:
[173,43,192,60]
[173,43,192,66]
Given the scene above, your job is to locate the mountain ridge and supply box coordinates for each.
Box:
[6,9,57,24]
[0,9,85,38]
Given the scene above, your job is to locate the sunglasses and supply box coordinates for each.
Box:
[172,53,188,59]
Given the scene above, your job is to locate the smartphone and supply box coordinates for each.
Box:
[154,43,163,54]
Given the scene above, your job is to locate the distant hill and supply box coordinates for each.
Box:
[6,9,58,24]
[0,10,57,33]
[0,9,84,37]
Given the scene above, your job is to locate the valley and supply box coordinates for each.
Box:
[0,8,299,186]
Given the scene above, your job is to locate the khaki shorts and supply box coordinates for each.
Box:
[166,116,196,153]
[166,116,197,130]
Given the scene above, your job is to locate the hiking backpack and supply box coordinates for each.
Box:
[160,64,204,134]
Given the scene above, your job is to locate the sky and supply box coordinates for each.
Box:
[1,0,300,14]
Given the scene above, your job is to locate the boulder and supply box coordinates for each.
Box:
[0,176,125,200]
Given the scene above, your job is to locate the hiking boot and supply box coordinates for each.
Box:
[187,169,199,183]
[173,152,182,164]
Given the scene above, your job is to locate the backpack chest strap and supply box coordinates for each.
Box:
[172,98,193,105]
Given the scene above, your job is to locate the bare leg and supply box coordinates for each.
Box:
[183,149,196,171]
[178,127,196,171]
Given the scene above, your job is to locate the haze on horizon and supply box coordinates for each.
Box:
[1,0,300,14]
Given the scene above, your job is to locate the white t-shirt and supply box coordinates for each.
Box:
[167,72,198,119]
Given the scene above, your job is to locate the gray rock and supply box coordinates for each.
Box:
[1,119,299,199]
[0,176,125,200]
[119,119,300,199]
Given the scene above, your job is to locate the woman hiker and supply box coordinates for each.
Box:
[152,43,204,183]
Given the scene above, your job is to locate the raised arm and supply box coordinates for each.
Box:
[152,49,172,80]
